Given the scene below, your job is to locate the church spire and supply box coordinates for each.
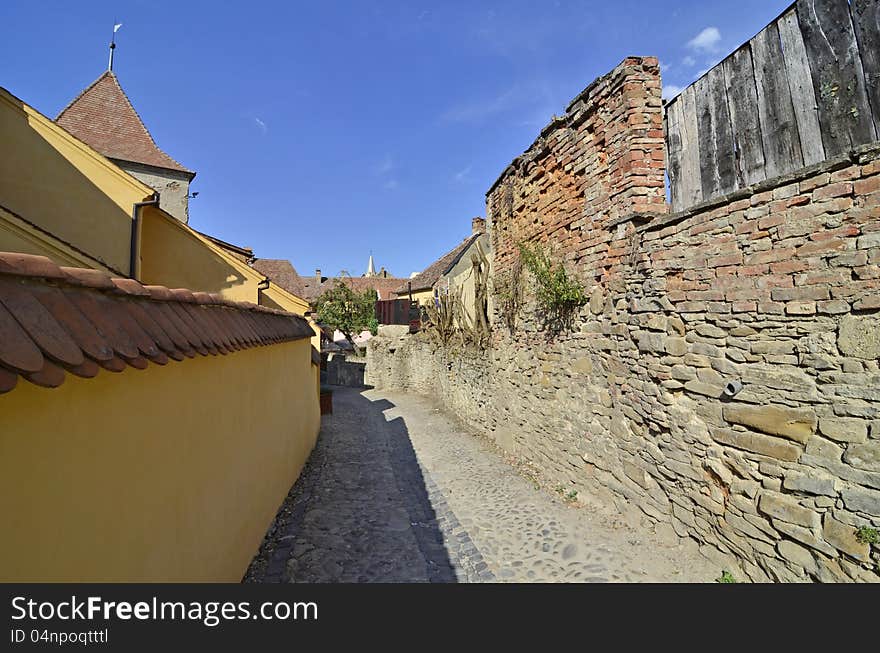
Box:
[366,253,376,277]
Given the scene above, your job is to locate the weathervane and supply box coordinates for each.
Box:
[108,21,123,72]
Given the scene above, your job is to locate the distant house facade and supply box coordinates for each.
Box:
[399,217,491,328]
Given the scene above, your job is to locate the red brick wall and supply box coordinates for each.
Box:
[486,57,665,282]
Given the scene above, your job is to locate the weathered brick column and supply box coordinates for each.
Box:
[486,56,665,282]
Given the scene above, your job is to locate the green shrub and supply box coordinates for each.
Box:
[517,242,588,333]
[855,526,878,545]
[715,570,737,584]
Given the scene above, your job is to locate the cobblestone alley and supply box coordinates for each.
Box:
[246,386,736,583]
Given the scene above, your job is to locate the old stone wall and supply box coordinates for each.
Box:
[369,140,880,582]
[324,353,367,388]
[116,160,192,223]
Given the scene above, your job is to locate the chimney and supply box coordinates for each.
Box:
[315,269,321,281]
[472,217,486,234]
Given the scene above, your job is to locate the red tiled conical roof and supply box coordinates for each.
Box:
[55,71,194,176]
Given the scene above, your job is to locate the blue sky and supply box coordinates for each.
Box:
[1,0,791,279]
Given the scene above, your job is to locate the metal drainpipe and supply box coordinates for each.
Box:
[257,277,270,305]
[129,195,160,280]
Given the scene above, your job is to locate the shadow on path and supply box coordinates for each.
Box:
[245,387,461,583]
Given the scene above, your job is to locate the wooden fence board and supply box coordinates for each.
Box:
[851,0,880,135]
[751,21,804,179]
[663,0,879,212]
[665,90,703,211]
[778,7,826,166]
[723,45,766,187]
[696,67,737,199]
[796,0,877,156]
[664,97,683,210]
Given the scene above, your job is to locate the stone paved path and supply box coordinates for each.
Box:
[245,387,730,583]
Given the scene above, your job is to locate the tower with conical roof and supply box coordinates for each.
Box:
[55,71,196,223]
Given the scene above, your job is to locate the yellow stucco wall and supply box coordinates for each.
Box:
[0,88,154,275]
[446,266,477,327]
[409,289,435,306]
[261,284,310,316]
[0,339,319,582]
[0,206,116,272]
[139,205,259,302]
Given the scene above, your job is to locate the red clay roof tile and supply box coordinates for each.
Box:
[146,350,169,366]
[104,299,161,359]
[145,303,194,356]
[191,291,213,305]
[0,366,18,394]
[67,291,140,360]
[143,285,174,301]
[28,285,115,361]
[199,306,239,351]
[155,303,202,354]
[98,357,127,373]
[55,72,193,175]
[298,274,407,303]
[0,252,66,280]
[23,360,66,388]
[169,303,215,355]
[0,301,45,373]
[170,288,197,303]
[123,355,149,370]
[0,252,312,392]
[67,358,100,379]
[0,279,84,367]
[121,301,176,355]
[60,266,117,290]
[111,277,150,297]
[251,259,304,298]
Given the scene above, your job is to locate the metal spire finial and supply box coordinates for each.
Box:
[108,21,123,71]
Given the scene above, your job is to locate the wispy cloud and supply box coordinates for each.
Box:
[374,154,394,175]
[662,84,685,100]
[374,154,398,189]
[470,6,571,62]
[687,27,721,53]
[441,87,521,123]
[442,80,559,127]
[682,55,696,67]
[253,117,268,134]
[453,165,472,183]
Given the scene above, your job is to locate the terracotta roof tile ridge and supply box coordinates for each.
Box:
[0,252,312,393]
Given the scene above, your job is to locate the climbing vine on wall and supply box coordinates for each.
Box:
[517,241,588,334]
[491,255,523,334]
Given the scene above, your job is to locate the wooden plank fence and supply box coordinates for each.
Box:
[665,0,880,212]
